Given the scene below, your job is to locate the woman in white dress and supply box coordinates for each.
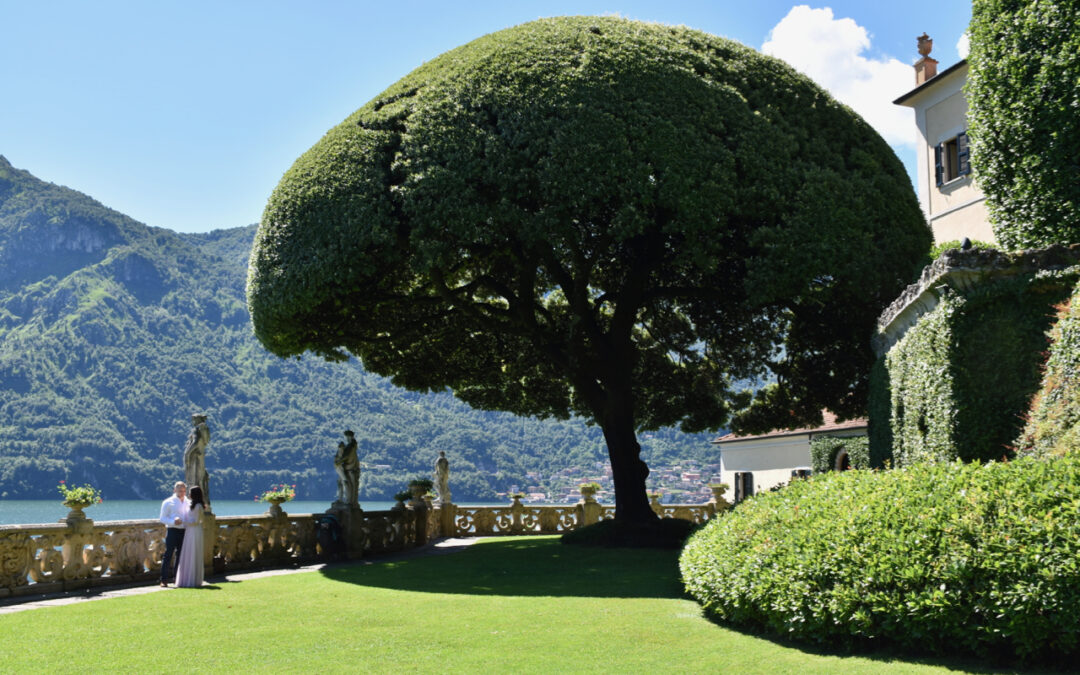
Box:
[175,485,205,587]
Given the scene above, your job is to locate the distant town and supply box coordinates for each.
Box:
[496,460,723,505]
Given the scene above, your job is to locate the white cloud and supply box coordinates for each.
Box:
[761,6,914,148]
[956,32,969,59]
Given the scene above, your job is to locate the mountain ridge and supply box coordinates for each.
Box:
[0,156,716,501]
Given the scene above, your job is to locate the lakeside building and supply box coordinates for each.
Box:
[712,412,867,502]
[893,33,994,244]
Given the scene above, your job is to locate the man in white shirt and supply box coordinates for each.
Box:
[159,481,187,586]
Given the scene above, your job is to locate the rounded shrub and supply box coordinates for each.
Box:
[680,456,1080,662]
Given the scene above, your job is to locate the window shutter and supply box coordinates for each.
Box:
[934,143,945,186]
[957,131,971,176]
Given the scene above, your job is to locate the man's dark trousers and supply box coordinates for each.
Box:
[161,527,185,582]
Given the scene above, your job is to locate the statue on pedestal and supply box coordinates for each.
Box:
[434,451,451,504]
[333,430,360,508]
[183,414,211,510]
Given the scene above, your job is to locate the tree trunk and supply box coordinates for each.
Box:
[600,401,658,524]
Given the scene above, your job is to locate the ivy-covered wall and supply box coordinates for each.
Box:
[809,435,869,473]
[1016,279,1080,457]
[870,249,1080,467]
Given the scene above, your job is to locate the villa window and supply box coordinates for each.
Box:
[935,131,971,186]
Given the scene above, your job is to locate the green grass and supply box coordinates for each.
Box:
[0,537,1027,674]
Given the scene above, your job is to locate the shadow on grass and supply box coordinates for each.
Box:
[707,618,1064,675]
[321,537,1059,674]
[321,536,684,599]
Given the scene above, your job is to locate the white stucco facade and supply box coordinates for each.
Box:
[895,60,995,245]
[718,435,813,494]
[714,412,868,499]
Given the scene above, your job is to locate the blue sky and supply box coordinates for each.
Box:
[1,2,972,233]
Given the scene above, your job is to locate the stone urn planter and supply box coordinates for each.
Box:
[56,481,102,524]
[408,479,433,506]
[578,483,600,502]
[708,483,731,514]
[266,497,288,518]
[62,500,93,523]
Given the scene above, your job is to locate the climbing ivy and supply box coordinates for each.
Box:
[809,435,869,473]
[871,263,1078,466]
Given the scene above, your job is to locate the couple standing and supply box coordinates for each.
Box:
[159,481,206,587]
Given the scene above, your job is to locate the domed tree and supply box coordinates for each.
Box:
[967,0,1080,249]
[247,17,929,523]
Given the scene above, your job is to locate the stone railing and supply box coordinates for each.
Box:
[0,488,730,600]
[436,490,724,536]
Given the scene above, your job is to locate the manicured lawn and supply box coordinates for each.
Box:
[0,537,1018,674]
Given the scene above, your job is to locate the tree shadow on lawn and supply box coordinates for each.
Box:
[320,536,684,599]
[321,537,1060,674]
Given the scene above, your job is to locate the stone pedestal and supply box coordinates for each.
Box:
[326,504,366,558]
[202,511,217,571]
[62,516,96,584]
[438,502,457,537]
[408,500,429,546]
[576,495,602,526]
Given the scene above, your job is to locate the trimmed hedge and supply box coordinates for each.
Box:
[967,0,1080,249]
[809,435,868,473]
[1017,279,1080,456]
[680,455,1080,662]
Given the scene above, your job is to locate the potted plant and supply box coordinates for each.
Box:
[408,478,434,501]
[57,480,103,521]
[578,481,601,500]
[393,490,411,510]
[258,484,296,517]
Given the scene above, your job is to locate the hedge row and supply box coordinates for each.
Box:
[680,455,1080,662]
[808,435,868,473]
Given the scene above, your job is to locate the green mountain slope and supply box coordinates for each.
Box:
[0,156,716,501]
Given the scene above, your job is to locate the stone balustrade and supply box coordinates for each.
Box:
[0,488,730,600]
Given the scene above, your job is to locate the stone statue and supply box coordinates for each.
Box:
[333,441,348,505]
[434,450,451,504]
[183,414,211,510]
[333,430,360,508]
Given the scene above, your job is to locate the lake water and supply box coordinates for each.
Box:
[0,500,398,526]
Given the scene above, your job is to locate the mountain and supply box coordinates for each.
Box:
[0,156,716,501]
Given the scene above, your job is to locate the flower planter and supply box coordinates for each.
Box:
[266,496,289,518]
[62,500,92,523]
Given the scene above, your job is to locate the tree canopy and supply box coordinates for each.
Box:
[967,0,1080,249]
[247,16,929,521]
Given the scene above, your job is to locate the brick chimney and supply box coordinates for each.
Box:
[914,33,938,84]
